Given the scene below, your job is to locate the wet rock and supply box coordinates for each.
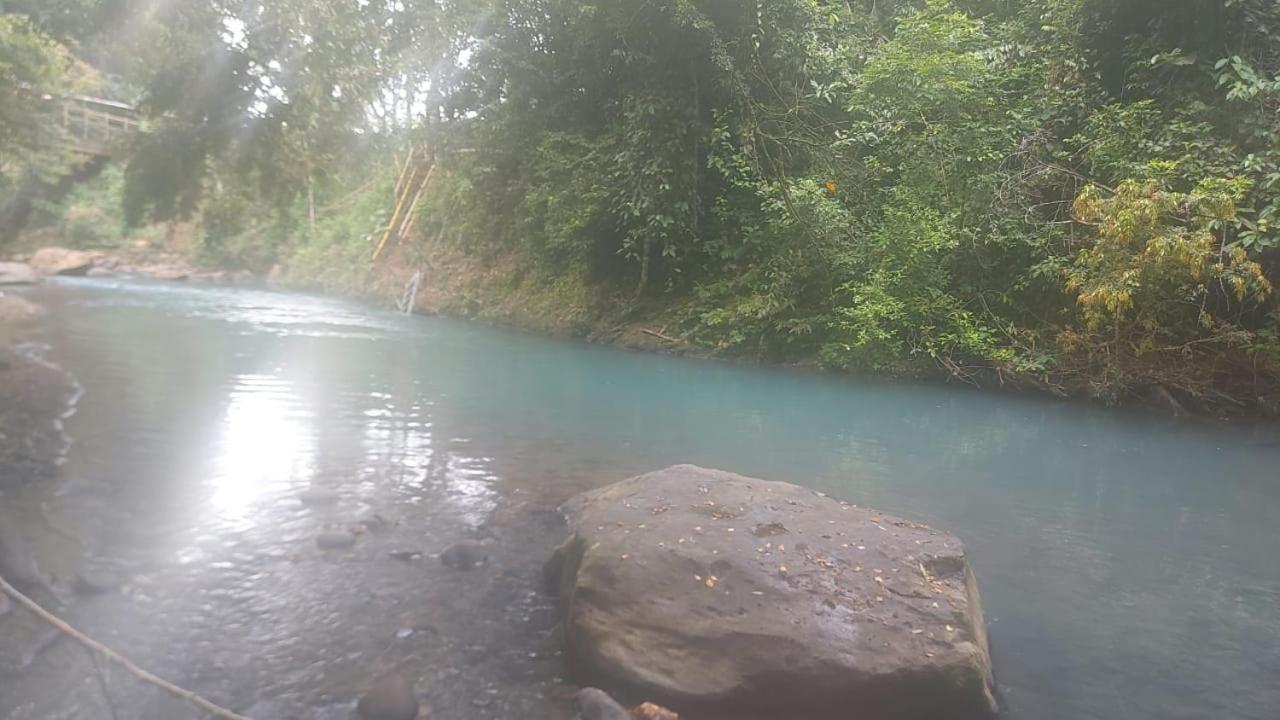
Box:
[439,540,489,571]
[28,247,97,276]
[190,270,232,284]
[141,265,190,282]
[356,673,419,720]
[575,688,630,720]
[631,702,680,720]
[0,346,78,486]
[0,262,38,285]
[546,465,998,720]
[0,524,53,597]
[357,512,393,532]
[316,530,357,551]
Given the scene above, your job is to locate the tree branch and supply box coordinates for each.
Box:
[0,574,253,720]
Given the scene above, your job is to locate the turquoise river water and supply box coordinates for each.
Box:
[1,277,1278,720]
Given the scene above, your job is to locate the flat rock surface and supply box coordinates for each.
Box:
[28,247,98,276]
[546,465,997,720]
[0,262,39,285]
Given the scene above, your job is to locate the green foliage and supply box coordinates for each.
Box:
[0,13,69,190]
[11,0,1280,410]
[56,166,127,248]
[1068,179,1270,334]
[514,134,610,267]
[825,194,1003,371]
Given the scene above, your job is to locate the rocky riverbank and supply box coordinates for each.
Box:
[358,240,1271,421]
[5,245,254,285]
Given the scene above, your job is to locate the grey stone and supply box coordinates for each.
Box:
[356,673,419,720]
[545,465,998,720]
[575,688,631,720]
[439,540,489,571]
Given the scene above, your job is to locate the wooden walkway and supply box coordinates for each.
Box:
[56,95,140,157]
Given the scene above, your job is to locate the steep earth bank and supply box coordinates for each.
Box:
[343,240,1275,421]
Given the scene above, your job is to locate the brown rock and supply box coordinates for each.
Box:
[631,702,679,720]
[0,262,39,285]
[142,265,190,281]
[28,247,97,276]
[546,465,998,720]
[357,673,419,720]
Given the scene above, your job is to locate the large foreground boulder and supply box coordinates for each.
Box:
[545,465,997,720]
[0,262,39,285]
[28,247,97,276]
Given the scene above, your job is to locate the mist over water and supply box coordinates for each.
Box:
[4,277,1279,720]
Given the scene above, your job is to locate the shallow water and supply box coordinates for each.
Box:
[2,277,1279,720]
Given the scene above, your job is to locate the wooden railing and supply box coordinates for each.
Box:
[57,95,140,157]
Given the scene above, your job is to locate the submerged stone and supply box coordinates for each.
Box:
[0,346,78,486]
[439,540,488,571]
[545,465,998,720]
[356,673,419,720]
[316,530,357,550]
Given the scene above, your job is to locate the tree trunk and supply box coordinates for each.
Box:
[307,173,317,238]
[634,236,653,300]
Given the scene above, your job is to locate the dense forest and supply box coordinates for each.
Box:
[4,0,1280,414]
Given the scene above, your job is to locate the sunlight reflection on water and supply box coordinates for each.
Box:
[210,375,314,527]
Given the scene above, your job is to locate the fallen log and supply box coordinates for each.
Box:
[639,328,683,344]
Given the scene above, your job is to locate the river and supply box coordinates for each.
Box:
[1,277,1278,720]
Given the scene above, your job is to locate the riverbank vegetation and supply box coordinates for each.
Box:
[4,0,1280,415]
